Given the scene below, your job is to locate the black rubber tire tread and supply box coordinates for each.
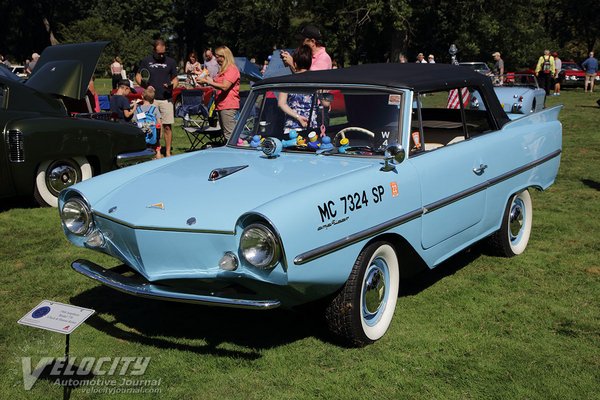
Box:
[487,193,516,257]
[325,241,387,347]
[487,190,535,258]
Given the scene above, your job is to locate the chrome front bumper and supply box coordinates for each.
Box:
[116,148,156,168]
[72,259,281,310]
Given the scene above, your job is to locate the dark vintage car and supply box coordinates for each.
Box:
[0,42,154,207]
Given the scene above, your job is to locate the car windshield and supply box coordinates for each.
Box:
[232,87,402,156]
[460,63,490,72]
[562,63,581,71]
[497,74,539,88]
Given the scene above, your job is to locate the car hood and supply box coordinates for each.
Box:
[76,148,375,232]
[25,41,107,100]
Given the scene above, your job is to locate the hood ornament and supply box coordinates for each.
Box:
[147,202,165,210]
[208,165,248,181]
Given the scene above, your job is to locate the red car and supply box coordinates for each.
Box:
[560,61,586,86]
[522,60,600,87]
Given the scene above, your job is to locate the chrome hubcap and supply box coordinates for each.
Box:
[47,163,79,195]
[509,200,524,240]
[363,261,387,316]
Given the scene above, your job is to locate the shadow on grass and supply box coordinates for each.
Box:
[400,244,483,296]
[69,246,483,355]
[581,178,600,191]
[0,196,37,212]
[70,288,328,359]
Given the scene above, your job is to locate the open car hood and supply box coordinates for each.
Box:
[25,41,108,100]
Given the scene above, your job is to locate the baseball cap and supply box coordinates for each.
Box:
[298,25,323,41]
[118,79,136,93]
[492,51,501,57]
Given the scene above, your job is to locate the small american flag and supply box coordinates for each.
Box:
[447,87,470,109]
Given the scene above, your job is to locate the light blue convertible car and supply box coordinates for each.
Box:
[60,64,562,346]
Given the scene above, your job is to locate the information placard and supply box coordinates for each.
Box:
[18,300,95,334]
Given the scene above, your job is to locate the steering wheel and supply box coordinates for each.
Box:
[334,127,376,146]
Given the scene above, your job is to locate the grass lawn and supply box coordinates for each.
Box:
[0,89,598,399]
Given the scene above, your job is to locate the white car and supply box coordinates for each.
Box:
[11,65,27,78]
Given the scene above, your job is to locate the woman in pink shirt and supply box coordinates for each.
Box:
[198,46,240,140]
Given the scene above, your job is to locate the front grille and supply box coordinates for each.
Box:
[75,112,113,121]
[7,130,24,162]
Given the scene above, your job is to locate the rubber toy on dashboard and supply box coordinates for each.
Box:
[320,136,333,150]
[338,137,350,153]
[250,135,262,148]
[282,130,299,147]
[307,131,320,150]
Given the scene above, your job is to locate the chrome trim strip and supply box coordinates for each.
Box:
[486,149,562,186]
[253,83,408,92]
[116,148,156,168]
[423,149,562,213]
[93,211,235,235]
[293,208,422,265]
[72,259,281,310]
[423,181,488,214]
[294,149,561,265]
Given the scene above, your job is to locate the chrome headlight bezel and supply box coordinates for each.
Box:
[60,197,93,236]
[239,223,281,270]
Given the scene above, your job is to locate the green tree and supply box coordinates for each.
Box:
[203,0,293,60]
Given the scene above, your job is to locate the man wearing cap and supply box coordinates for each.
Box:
[110,79,138,122]
[136,39,178,156]
[416,53,427,63]
[428,54,436,63]
[281,24,332,72]
[492,52,504,84]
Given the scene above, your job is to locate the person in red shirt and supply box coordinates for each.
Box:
[198,46,240,140]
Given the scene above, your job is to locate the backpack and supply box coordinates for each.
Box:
[136,105,158,145]
[542,56,552,73]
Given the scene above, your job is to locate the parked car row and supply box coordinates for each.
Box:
[461,59,600,88]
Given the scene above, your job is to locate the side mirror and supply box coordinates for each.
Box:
[381,143,405,171]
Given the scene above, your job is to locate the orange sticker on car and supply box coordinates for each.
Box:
[390,182,399,197]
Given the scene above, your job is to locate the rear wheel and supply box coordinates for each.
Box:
[325,241,399,347]
[33,157,92,207]
[487,189,533,257]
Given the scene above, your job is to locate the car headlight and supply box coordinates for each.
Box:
[240,223,281,269]
[61,198,93,236]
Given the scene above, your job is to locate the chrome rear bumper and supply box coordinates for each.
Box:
[72,259,281,310]
[116,148,156,168]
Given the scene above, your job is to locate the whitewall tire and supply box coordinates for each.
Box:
[325,241,399,346]
[34,157,92,207]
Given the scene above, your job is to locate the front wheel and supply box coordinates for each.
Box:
[325,241,399,347]
[487,189,533,257]
[33,157,92,207]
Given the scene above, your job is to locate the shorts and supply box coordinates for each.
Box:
[154,99,174,125]
[554,73,564,85]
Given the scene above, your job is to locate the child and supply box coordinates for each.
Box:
[133,86,163,159]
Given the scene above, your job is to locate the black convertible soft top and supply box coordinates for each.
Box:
[255,63,510,128]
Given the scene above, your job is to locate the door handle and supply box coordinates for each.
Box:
[473,164,488,175]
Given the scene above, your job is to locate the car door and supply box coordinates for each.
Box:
[408,88,494,250]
